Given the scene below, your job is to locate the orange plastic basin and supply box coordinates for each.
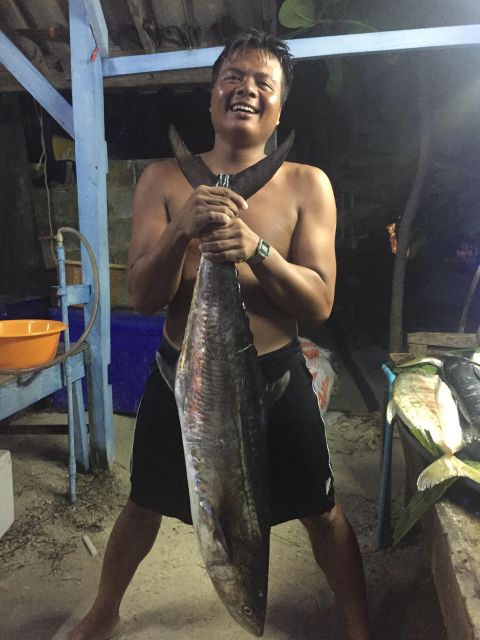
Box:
[0,319,67,369]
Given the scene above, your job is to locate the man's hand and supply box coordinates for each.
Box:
[177,185,248,240]
[200,217,260,263]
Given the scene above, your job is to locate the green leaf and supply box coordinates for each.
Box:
[279,0,316,28]
[464,460,480,470]
[392,477,457,547]
[409,427,442,458]
[394,358,442,372]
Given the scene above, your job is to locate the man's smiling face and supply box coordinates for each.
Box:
[210,48,283,146]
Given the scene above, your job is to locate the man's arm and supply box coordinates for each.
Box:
[253,165,336,323]
[128,162,248,315]
[127,162,187,314]
[200,164,337,324]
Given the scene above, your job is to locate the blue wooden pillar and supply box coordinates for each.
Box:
[69,0,113,468]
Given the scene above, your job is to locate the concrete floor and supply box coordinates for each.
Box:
[0,403,448,640]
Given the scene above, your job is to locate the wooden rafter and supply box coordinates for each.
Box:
[0,64,212,92]
[259,0,278,33]
[126,0,157,54]
[0,29,74,136]
[13,0,72,78]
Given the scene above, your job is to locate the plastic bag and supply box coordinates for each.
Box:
[299,336,336,417]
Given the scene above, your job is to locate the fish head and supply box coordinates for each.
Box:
[227,596,266,637]
[197,512,268,636]
[207,562,267,637]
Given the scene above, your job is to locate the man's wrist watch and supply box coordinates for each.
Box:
[246,238,270,265]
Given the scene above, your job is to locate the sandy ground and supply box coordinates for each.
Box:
[0,406,448,640]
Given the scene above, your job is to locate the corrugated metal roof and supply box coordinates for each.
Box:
[0,0,278,91]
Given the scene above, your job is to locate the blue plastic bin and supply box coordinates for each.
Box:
[0,295,49,320]
[48,308,165,414]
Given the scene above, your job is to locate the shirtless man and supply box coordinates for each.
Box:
[68,31,374,640]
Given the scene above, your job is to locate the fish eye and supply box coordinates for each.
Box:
[242,605,253,616]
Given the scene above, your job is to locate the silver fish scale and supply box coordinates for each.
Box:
[175,254,270,636]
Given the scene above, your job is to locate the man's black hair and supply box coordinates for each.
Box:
[211,29,294,103]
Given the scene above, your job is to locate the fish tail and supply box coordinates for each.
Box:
[417,454,480,491]
[386,400,395,425]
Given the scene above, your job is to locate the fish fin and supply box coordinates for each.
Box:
[386,400,396,425]
[264,370,290,409]
[395,356,443,370]
[417,455,480,491]
[210,509,233,562]
[169,123,295,200]
[155,351,176,392]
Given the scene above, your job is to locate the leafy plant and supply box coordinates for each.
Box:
[278,0,377,97]
[391,477,457,547]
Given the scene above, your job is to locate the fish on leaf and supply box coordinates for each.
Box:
[387,370,480,491]
[170,126,293,636]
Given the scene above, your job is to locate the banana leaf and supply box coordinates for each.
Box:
[392,460,480,547]
[279,0,316,28]
[409,427,442,458]
[391,477,457,547]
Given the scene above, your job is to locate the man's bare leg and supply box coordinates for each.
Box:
[67,499,162,640]
[301,505,374,640]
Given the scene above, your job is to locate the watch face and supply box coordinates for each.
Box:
[258,240,270,259]
[247,239,270,264]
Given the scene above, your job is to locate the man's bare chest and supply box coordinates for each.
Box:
[168,182,298,259]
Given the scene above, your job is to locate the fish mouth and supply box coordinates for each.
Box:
[228,605,265,637]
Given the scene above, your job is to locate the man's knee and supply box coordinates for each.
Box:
[123,498,163,525]
[301,504,342,536]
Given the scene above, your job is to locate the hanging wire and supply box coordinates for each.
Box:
[34,100,56,266]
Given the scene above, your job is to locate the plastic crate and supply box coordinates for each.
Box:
[48,308,165,414]
[64,261,130,309]
[0,295,49,320]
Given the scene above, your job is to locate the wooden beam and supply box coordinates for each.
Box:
[103,44,223,77]
[0,65,212,92]
[288,24,480,59]
[69,0,114,468]
[0,353,86,420]
[126,0,157,54]
[81,0,109,57]
[15,1,72,79]
[0,30,74,137]
[103,24,480,78]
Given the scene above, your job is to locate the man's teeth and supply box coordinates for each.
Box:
[231,104,257,113]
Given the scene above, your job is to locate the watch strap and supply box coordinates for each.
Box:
[247,238,270,265]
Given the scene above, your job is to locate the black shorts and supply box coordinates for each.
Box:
[130,338,335,526]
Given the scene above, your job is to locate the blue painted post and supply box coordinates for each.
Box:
[0,31,74,137]
[69,0,114,468]
[56,237,90,481]
[376,364,397,549]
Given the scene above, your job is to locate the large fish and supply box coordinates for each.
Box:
[170,126,293,636]
[443,355,480,433]
[387,369,480,490]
